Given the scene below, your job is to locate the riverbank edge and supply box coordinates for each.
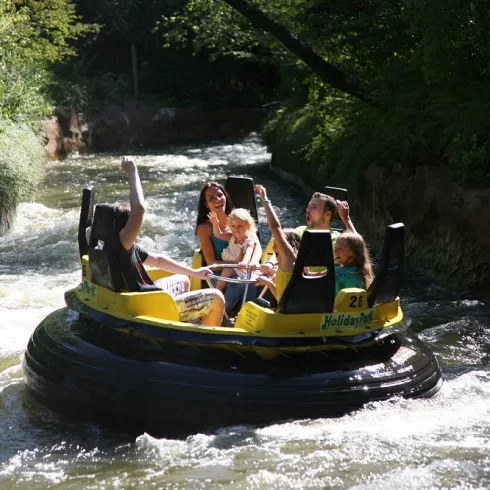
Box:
[270,162,490,293]
[44,103,266,159]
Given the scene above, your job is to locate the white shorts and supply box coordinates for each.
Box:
[154,275,214,322]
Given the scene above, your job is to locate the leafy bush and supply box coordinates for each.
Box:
[0,120,44,231]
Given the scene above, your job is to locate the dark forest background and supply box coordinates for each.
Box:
[2,0,490,229]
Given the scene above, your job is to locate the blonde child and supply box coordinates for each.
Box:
[334,232,373,294]
[207,208,261,291]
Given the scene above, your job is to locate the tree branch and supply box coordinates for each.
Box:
[221,0,367,100]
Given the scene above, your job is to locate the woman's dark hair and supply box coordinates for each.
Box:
[196,182,234,231]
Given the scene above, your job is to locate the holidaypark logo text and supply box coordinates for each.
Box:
[320,311,374,330]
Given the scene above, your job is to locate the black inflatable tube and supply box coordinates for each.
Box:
[65,290,386,348]
[23,307,443,436]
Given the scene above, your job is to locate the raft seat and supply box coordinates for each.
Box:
[367,223,405,307]
[278,230,336,314]
[81,203,181,322]
[79,255,180,321]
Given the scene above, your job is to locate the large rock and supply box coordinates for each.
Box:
[44,102,266,156]
[44,108,89,159]
[358,164,490,290]
[271,161,490,291]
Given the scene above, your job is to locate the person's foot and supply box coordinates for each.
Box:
[221,316,235,327]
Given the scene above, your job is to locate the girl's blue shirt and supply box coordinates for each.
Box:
[335,266,364,295]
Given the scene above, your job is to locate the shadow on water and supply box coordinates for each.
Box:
[0,382,137,464]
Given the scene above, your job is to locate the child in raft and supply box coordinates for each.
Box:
[334,232,373,294]
[254,184,301,302]
[207,208,262,291]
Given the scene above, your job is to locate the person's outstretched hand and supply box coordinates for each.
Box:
[336,200,350,222]
[121,156,136,174]
[255,184,269,202]
[255,275,274,288]
[207,211,219,225]
[193,267,213,281]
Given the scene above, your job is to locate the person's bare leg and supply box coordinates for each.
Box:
[216,267,235,292]
[200,290,225,326]
[181,275,190,293]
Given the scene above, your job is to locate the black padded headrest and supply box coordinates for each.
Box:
[324,186,349,203]
[88,204,126,292]
[324,186,349,232]
[278,230,336,314]
[225,176,260,240]
[367,223,405,307]
[78,187,94,258]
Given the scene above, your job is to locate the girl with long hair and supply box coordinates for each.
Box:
[334,232,373,294]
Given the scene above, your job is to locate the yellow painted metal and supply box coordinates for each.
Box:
[333,288,368,312]
[190,249,204,291]
[234,295,402,336]
[76,256,403,344]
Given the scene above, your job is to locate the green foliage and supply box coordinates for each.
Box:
[0,120,44,212]
[50,61,130,113]
[0,0,96,121]
[0,0,95,227]
[162,0,277,61]
[244,0,490,182]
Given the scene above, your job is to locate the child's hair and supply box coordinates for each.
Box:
[270,229,301,258]
[227,208,256,234]
[283,228,301,255]
[337,232,373,288]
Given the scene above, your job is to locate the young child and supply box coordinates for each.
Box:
[254,184,301,303]
[207,208,261,291]
[334,232,373,295]
[255,229,301,302]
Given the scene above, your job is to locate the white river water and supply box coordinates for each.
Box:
[1,135,489,489]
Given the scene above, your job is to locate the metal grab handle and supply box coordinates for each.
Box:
[208,264,242,270]
[206,274,258,284]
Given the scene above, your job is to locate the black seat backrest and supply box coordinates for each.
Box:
[324,186,349,203]
[324,185,349,232]
[78,187,95,258]
[367,223,405,307]
[88,204,127,291]
[278,230,336,314]
[225,176,260,240]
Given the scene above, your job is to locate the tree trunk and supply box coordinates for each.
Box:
[221,0,366,101]
[131,41,140,99]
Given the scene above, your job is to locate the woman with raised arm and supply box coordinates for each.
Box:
[115,158,225,326]
[196,181,262,316]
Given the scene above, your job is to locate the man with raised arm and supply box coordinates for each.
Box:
[300,192,357,238]
[259,192,357,277]
[114,157,225,326]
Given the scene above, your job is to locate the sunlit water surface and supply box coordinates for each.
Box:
[1,135,489,489]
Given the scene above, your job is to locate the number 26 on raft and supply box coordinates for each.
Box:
[349,295,363,308]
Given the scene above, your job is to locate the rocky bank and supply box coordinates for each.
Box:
[43,101,265,159]
[273,161,490,292]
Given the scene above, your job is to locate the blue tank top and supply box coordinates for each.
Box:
[335,266,364,295]
[210,231,228,261]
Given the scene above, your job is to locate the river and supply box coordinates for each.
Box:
[1,135,489,489]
